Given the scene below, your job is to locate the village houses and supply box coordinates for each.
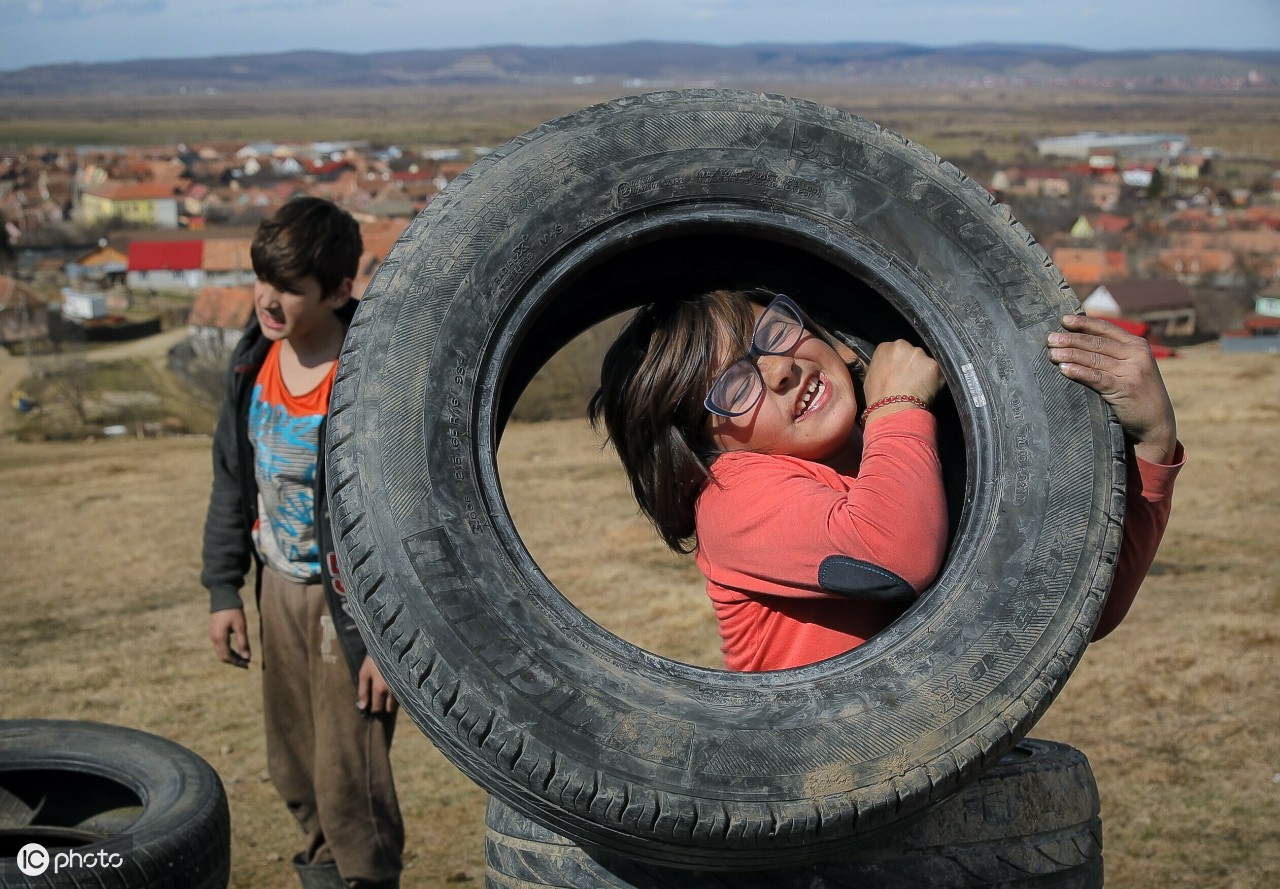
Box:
[2,129,1278,358]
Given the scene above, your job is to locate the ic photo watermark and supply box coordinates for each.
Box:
[11,841,128,881]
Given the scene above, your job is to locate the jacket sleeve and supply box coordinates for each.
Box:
[696,410,948,598]
[200,379,254,613]
[1091,442,1186,640]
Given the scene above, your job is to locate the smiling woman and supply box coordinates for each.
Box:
[586,287,951,673]
[324,89,1126,869]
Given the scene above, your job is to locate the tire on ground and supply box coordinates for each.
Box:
[326,89,1126,869]
[0,719,230,889]
[485,737,1103,888]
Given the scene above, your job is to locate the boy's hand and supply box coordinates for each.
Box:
[357,655,398,715]
[861,340,945,419]
[1047,314,1178,465]
[210,608,251,668]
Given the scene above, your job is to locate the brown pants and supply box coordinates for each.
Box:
[259,565,404,888]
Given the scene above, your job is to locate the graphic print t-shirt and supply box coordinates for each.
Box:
[248,340,336,582]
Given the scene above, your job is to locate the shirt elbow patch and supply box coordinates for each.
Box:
[818,556,916,602]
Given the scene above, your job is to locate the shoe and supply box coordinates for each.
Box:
[291,852,346,889]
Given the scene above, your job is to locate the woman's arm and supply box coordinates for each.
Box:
[1093,445,1185,639]
[1046,314,1184,639]
[696,409,947,598]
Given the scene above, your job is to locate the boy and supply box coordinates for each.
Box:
[201,197,403,889]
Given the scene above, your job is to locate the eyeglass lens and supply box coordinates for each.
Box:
[707,298,804,416]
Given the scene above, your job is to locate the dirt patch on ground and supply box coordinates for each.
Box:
[2,341,1276,887]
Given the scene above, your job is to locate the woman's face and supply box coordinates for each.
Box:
[704,302,863,471]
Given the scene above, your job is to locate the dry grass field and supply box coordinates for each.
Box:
[1,336,1277,887]
[3,84,1279,184]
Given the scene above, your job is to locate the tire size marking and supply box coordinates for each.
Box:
[444,350,480,506]
[959,363,987,409]
[697,168,822,198]
[614,168,823,204]
[616,174,687,200]
[1013,424,1034,507]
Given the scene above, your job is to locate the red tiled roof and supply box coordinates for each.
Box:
[1103,316,1151,337]
[1105,251,1128,276]
[189,287,254,330]
[84,182,180,202]
[1243,313,1280,331]
[1053,247,1107,287]
[74,245,129,267]
[1053,247,1128,287]
[1239,206,1280,228]
[1089,214,1132,234]
[437,161,471,181]
[128,240,203,271]
[308,159,352,175]
[1158,248,1236,275]
[201,238,253,272]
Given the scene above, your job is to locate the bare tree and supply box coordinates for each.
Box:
[41,354,96,427]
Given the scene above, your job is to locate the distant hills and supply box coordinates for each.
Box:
[3,42,1278,96]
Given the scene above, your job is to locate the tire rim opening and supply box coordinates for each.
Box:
[494,226,967,669]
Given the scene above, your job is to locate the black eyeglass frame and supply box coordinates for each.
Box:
[702,293,808,419]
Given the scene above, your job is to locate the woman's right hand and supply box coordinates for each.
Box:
[861,340,945,421]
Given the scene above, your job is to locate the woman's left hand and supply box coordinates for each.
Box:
[1047,314,1178,465]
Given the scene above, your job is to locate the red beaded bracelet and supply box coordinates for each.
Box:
[859,394,928,426]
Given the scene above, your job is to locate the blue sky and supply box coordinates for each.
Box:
[2,0,1278,71]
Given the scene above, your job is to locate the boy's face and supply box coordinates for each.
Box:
[705,302,862,470]
[253,275,350,344]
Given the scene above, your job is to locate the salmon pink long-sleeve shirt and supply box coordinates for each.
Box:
[694,409,1183,672]
[695,409,946,672]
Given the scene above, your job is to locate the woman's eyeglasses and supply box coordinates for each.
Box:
[704,294,806,418]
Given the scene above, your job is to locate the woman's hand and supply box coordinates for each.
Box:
[860,340,945,423]
[1047,314,1178,465]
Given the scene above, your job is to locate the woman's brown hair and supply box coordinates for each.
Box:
[588,289,771,553]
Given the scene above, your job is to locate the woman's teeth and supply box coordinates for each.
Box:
[798,378,823,416]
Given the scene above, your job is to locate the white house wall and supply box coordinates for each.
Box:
[128,269,206,292]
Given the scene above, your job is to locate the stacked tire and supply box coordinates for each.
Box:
[485,739,1102,888]
[327,90,1124,877]
[0,720,230,889]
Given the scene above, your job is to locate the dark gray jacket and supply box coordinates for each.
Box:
[199,303,367,682]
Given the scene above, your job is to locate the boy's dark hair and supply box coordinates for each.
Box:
[588,289,770,553]
[251,197,363,298]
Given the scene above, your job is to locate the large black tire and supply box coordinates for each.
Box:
[0,720,230,889]
[485,738,1103,888]
[327,89,1126,868]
